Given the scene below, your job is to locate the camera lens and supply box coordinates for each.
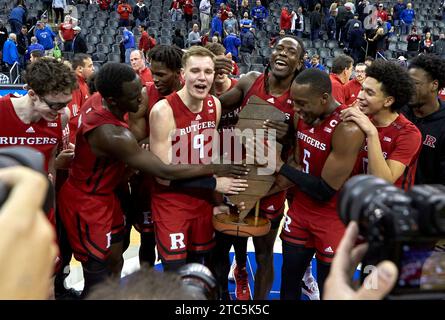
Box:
[177,263,219,300]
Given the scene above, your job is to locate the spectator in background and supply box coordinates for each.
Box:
[330,54,354,104]
[345,12,362,40]
[291,7,304,38]
[34,21,56,56]
[326,10,337,40]
[420,31,434,53]
[172,28,185,49]
[98,0,112,11]
[240,0,250,17]
[184,0,194,26]
[72,26,87,54]
[239,27,255,71]
[348,23,366,63]
[223,27,241,62]
[251,0,268,30]
[269,29,285,47]
[133,0,149,27]
[188,23,202,46]
[170,0,183,22]
[240,12,253,33]
[309,4,322,41]
[434,33,445,58]
[303,51,311,69]
[364,56,374,67]
[52,0,67,25]
[400,2,415,35]
[406,26,421,58]
[344,62,366,105]
[130,49,153,85]
[337,4,354,45]
[0,20,8,53]
[392,0,407,35]
[200,30,209,46]
[223,11,239,37]
[122,26,136,64]
[211,12,223,37]
[29,49,43,62]
[138,24,156,59]
[219,3,231,23]
[376,3,388,21]
[199,0,212,32]
[27,36,44,59]
[280,6,293,34]
[42,0,53,21]
[8,3,26,35]
[211,31,222,44]
[310,54,325,71]
[2,34,19,70]
[59,15,75,52]
[117,0,133,27]
[16,25,30,69]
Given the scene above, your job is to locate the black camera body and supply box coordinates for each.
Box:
[338,175,445,299]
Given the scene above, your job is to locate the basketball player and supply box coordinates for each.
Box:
[205,42,250,300]
[403,54,445,185]
[216,35,304,300]
[267,68,365,299]
[57,62,248,298]
[54,53,95,299]
[149,46,246,272]
[341,60,422,190]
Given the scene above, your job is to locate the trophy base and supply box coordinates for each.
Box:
[212,212,271,237]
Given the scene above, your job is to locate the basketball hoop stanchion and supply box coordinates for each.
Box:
[212,96,285,237]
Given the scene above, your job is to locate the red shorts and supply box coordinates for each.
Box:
[259,191,287,228]
[154,213,215,263]
[128,173,153,233]
[280,209,346,263]
[57,181,125,263]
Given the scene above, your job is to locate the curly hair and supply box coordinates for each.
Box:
[408,54,445,91]
[148,44,184,72]
[365,60,414,111]
[95,62,136,99]
[24,58,77,96]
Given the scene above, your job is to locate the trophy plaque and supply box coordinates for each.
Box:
[213,95,286,237]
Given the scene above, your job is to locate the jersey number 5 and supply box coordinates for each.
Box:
[303,149,310,173]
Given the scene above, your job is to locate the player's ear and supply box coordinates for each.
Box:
[27,88,38,101]
[383,96,395,109]
[180,68,185,79]
[321,92,329,104]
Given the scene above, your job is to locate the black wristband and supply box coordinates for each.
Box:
[279,163,336,202]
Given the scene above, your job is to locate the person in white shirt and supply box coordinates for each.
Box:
[199,0,212,32]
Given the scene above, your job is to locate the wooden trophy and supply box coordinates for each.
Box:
[213,96,285,237]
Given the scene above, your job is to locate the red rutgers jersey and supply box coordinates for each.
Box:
[353,113,422,190]
[0,95,62,172]
[143,82,165,137]
[241,74,294,220]
[151,92,217,221]
[290,105,346,217]
[217,78,239,130]
[67,103,128,194]
[66,75,90,143]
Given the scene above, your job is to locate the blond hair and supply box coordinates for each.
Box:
[182,46,215,68]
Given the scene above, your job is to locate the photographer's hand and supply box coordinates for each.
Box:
[0,167,57,299]
[324,222,398,300]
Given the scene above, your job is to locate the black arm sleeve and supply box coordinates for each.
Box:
[169,176,217,190]
[278,163,336,202]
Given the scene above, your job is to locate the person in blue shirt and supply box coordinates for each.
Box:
[2,33,19,69]
[400,3,416,35]
[310,54,326,71]
[223,27,241,62]
[122,26,135,64]
[27,36,45,61]
[303,51,311,69]
[8,4,26,35]
[392,0,407,34]
[34,21,56,53]
[239,12,253,33]
[210,11,223,37]
[251,0,268,30]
